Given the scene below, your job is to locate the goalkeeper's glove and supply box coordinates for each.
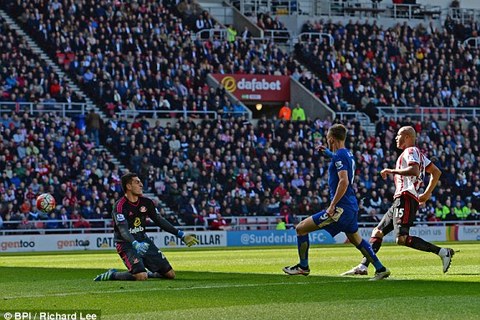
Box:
[178,231,199,247]
[132,240,150,256]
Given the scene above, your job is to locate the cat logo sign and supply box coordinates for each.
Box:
[221,76,237,92]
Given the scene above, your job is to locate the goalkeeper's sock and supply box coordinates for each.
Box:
[147,271,164,279]
[357,239,385,272]
[405,236,441,254]
[360,236,383,267]
[111,271,136,281]
[297,234,310,268]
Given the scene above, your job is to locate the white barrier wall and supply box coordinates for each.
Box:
[0,226,478,253]
[0,231,227,253]
[334,226,448,244]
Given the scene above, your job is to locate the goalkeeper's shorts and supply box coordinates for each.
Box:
[116,238,172,275]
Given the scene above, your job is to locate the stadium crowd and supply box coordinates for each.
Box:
[4,0,254,118]
[106,113,480,228]
[296,19,480,117]
[1,2,479,233]
[3,1,479,123]
[0,111,124,231]
[1,110,479,232]
[0,15,83,107]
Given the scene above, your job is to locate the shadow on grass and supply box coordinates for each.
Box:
[1,265,480,319]
[1,266,479,289]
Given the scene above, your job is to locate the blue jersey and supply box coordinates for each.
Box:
[328,148,358,211]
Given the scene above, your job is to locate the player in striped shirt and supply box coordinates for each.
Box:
[343,126,455,276]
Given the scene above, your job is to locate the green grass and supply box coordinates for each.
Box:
[1,242,479,320]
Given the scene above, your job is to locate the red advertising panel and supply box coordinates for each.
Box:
[211,74,290,102]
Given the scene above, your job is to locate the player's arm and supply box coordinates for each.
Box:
[113,209,150,256]
[148,207,199,247]
[381,163,420,179]
[419,163,442,204]
[113,211,136,243]
[149,208,183,237]
[317,145,334,157]
[327,170,349,217]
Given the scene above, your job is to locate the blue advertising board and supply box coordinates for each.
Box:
[227,230,335,246]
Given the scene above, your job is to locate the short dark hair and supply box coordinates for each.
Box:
[121,173,138,192]
[328,124,347,142]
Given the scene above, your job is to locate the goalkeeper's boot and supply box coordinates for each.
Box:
[369,268,391,281]
[341,264,368,276]
[439,248,455,273]
[94,269,117,281]
[282,264,310,276]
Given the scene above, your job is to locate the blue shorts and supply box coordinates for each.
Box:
[311,206,358,237]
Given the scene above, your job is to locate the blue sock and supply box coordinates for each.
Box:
[356,239,385,271]
[297,234,309,268]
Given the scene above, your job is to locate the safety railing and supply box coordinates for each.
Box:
[0,101,94,116]
[194,28,229,41]
[377,106,480,122]
[231,0,444,20]
[295,32,334,47]
[194,27,288,44]
[448,7,480,24]
[231,0,303,16]
[263,29,292,43]
[118,109,250,120]
[1,216,478,235]
[463,37,480,48]
[337,111,371,123]
[0,101,251,121]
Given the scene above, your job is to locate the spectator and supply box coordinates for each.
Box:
[86,109,101,146]
[71,209,91,229]
[276,217,287,230]
[278,102,292,121]
[291,103,306,121]
[226,25,237,43]
[46,212,59,229]
[210,213,231,230]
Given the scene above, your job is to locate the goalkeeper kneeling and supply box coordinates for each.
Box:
[95,173,199,281]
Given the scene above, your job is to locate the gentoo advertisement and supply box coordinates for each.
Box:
[212,74,290,101]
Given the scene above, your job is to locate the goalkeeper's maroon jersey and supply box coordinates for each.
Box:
[111,196,156,243]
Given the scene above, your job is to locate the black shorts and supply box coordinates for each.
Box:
[377,192,419,237]
[116,238,172,275]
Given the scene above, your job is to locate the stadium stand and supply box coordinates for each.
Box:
[3,112,477,232]
[0,15,83,106]
[3,0,244,118]
[0,1,479,233]
[102,113,479,228]
[0,111,124,232]
[295,19,480,119]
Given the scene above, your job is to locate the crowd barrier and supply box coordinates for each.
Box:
[0,226,479,253]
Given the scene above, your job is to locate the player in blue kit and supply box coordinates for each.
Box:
[283,124,391,280]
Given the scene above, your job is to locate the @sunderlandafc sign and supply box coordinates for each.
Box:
[221,76,282,92]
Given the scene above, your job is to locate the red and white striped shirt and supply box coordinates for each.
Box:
[394,146,431,199]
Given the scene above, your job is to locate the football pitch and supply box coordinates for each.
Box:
[1,242,479,320]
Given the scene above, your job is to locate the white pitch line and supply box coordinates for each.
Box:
[3,279,360,300]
